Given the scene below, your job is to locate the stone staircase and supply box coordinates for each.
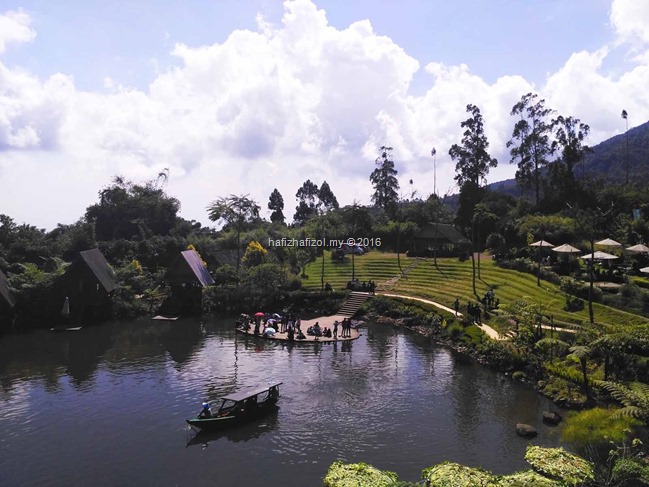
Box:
[376,258,421,292]
[337,291,372,317]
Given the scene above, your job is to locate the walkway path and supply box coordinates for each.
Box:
[377,292,503,340]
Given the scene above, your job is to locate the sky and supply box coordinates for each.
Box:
[1,0,649,230]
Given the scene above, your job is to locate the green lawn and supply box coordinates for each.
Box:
[302,252,649,328]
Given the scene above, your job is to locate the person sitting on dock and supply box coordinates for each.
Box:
[264,325,276,337]
[198,402,212,419]
[323,327,332,338]
[296,330,306,340]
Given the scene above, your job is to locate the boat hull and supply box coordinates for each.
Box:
[187,404,279,432]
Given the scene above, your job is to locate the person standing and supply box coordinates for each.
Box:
[333,320,339,340]
[453,298,460,316]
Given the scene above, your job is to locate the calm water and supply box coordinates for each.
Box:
[0,317,565,486]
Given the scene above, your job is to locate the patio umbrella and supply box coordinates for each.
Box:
[580,251,619,260]
[255,312,265,317]
[640,267,649,274]
[529,240,554,286]
[626,244,649,254]
[529,240,555,247]
[596,238,622,247]
[552,244,581,274]
[552,244,581,254]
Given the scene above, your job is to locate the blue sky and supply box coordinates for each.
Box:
[0,0,648,229]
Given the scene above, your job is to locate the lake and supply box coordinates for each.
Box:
[0,316,565,486]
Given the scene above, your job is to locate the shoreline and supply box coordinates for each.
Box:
[368,312,587,410]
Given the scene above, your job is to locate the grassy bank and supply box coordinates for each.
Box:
[302,251,649,328]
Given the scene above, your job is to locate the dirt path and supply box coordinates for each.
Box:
[377,292,503,340]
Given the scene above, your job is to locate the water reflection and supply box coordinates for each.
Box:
[185,409,280,448]
[0,316,568,485]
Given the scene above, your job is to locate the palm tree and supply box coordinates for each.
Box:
[206,195,260,272]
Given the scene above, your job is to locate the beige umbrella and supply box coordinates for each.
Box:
[640,267,649,274]
[530,240,555,247]
[626,244,649,254]
[553,244,581,274]
[580,251,619,260]
[596,238,622,247]
[552,244,580,253]
[529,240,554,286]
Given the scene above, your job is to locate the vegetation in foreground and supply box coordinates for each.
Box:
[324,446,601,486]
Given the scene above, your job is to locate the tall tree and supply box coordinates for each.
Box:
[318,181,339,212]
[449,104,498,188]
[268,189,285,224]
[206,194,260,272]
[622,109,629,185]
[85,175,181,241]
[370,146,399,217]
[293,180,320,226]
[549,115,591,204]
[568,202,614,324]
[507,93,554,206]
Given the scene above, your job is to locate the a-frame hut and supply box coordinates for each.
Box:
[160,250,214,317]
[0,269,17,331]
[0,269,16,309]
[54,249,118,325]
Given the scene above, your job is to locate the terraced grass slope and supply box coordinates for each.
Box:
[301,251,402,291]
[302,252,649,328]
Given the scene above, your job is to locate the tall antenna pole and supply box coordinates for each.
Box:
[431,148,437,198]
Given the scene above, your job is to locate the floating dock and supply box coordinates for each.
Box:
[236,314,360,343]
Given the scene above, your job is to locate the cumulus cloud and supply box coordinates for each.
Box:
[1,0,649,229]
[0,9,35,54]
[611,0,649,46]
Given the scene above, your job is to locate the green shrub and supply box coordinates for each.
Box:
[422,462,496,486]
[323,461,398,487]
[611,458,649,485]
[561,408,641,448]
[524,445,595,485]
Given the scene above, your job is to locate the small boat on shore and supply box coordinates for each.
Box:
[186,382,282,433]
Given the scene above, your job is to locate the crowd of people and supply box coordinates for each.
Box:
[236,313,356,341]
[345,279,376,293]
[452,289,499,325]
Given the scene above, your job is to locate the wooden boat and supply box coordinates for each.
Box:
[186,382,282,433]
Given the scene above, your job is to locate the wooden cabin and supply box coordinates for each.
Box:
[159,250,215,316]
[53,249,118,325]
[409,223,472,257]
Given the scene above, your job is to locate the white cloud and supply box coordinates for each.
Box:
[0,9,35,54]
[2,1,649,229]
[611,0,649,45]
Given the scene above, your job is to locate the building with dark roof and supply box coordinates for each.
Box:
[158,250,214,317]
[53,248,118,324]
[409,223,472,257]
